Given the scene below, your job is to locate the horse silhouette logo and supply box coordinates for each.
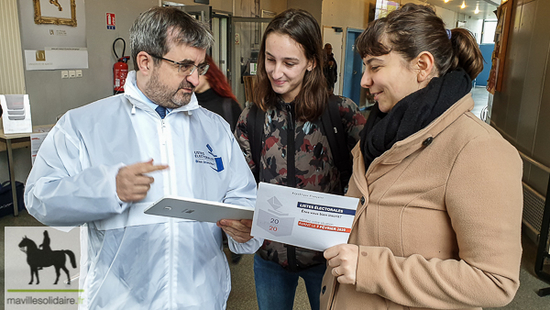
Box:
[18,230,77,285]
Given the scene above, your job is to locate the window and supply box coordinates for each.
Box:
[482,20,497,44]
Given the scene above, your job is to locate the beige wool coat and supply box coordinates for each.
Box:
[321,94,523,310]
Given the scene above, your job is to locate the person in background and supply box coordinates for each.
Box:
[234,9,366,310]
[321,4,523,309]
[323,43,338,95]
[25,7,261,309]
[195,54,242,132]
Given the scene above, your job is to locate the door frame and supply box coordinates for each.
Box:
[211,11,232,84]
[230,16,272,105]
[322,26,344,96]
[343,28,364,105]
[165,4,233,84]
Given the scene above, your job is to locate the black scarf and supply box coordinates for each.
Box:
[360,69,472,169]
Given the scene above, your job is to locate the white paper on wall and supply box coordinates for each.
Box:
[24,48,89,71]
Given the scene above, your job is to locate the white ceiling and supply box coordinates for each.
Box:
[423,0,500,20]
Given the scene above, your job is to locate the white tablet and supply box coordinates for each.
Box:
[144,196,254,223]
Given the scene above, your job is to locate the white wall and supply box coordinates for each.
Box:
[403,0,484,43]
[321,0,372,30]
[19,0,87,50]
[260,0,288,16]
[460,15,483,44]
[434,5,457,30]
[321,0,373,95]
[287,0,322,24]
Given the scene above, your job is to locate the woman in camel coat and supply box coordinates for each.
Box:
[321,4,523,310]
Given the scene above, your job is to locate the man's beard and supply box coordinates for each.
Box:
[144,70,194,109]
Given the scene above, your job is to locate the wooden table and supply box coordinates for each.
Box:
[0,125,53,216]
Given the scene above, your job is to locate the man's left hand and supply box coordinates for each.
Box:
[217,219,253,243]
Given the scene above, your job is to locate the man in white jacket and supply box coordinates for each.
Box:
[24,7,261,309]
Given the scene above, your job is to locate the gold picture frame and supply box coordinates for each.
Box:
[33,0,77,27]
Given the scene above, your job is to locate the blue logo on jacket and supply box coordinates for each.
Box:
[194,144,224,172]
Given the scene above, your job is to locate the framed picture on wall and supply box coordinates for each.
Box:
[33,0,77,27]
[21,0,87,70]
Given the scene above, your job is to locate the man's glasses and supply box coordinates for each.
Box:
[149,54,209,76]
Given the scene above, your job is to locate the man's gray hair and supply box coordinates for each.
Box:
[130,7,214,69]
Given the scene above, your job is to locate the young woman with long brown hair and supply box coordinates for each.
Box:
[234,8,366,310]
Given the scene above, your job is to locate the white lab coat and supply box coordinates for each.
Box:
[24,71,262,309]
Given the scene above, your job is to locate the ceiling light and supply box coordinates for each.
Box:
[474,3,480,14]
[444,0,450,3]
[461,1,466,9]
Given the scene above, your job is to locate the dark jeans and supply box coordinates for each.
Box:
[254,253,326,310]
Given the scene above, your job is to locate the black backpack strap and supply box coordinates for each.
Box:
[246,104,264,183]
[321,95,352,194]
[221,98,233,129]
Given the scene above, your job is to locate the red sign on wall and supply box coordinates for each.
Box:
[106,13,116,30]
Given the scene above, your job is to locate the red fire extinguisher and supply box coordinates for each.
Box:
[113,38,130,94]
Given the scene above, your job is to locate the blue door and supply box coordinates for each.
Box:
[343,29,364,105]
[476,43,494,87]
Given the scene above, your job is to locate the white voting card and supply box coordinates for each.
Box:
[144,196,254,223]
[251,182,360,251]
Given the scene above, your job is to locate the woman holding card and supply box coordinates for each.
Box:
[321,3,523,310]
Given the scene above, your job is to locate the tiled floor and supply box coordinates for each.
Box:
[471,85,490,121]
[225,233,550,310]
